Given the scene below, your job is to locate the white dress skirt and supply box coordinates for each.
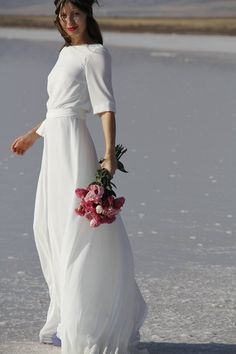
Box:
[33,43,148,354]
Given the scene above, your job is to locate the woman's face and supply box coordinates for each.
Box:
[59,1,88,43]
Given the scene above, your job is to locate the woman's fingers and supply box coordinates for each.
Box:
[11,140,18,152]
[11,137,22,150]
[11,131,37,156]
[11,131,38,156]
[11,136,29,153]
[11,138,26,155]
[13,149,23,155]
[100,160,116,177]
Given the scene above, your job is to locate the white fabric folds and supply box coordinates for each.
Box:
[33,44,148,354]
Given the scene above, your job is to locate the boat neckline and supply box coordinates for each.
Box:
[69,43,102,47]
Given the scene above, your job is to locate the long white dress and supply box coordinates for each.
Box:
[33,43,148,354]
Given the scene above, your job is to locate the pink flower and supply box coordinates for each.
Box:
[84,184,104,203]
[75,188,88,199]
[107,195,115,206]
[90,219,98,227]
[75,204,85,216]
[114,197,125,210]
[85,201,96,213]
[90,213,104,227]
[84,211,94,220]
[75,182,125,228]
[96,205,104,214]
[105,207,120,218]
[104,215,116,224]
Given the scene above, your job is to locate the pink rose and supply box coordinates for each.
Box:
[102,201,118,217]
[96,205,104,214]
[104,215,116,224]
[84,211,94,220]
[106,207,120,218]
[107,195,115,206]
[114,197,125,210]
[90,218,99,227]
[84,184,104,203]
[75,204,85,216]
[75,188,89,199]
[90,213,103,227]
[84,200,96,212]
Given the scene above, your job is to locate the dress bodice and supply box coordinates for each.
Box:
[46,44,116,116]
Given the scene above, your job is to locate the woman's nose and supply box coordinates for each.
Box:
[62,13,76,26]
[67,15,76,26]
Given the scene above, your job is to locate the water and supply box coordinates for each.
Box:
[0,31,236,351]
[1,0,236,17]
[0,0,159,7]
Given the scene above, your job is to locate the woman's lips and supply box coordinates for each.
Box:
[67,27,78,32]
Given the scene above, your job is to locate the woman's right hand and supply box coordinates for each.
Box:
[11,131,39,156]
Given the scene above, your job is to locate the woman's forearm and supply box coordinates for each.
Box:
[100,111,116,158]
[30,121,44,138]
[10,120,45,155]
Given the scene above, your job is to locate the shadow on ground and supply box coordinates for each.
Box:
[140,342,236,354]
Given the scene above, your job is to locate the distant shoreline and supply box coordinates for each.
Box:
[1,15,236,35]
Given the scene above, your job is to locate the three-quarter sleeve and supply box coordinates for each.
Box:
[85,46,116,115]
[36,119,46,137]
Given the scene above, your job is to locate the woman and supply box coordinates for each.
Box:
[10,1,148,353]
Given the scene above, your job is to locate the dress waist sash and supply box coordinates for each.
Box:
[46,108,86,120]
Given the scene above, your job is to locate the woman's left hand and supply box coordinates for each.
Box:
[100,156,117,178]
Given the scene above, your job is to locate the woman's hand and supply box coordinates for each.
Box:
[100,155,117,178]
[11,131,39,156]
[99,111,117,177]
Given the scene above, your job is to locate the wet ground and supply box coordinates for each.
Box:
[0,31,236,353]
[1,0,236,17]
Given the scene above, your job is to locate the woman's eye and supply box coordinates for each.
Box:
[59,11,81,21]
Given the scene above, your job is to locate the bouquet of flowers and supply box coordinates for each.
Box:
[75,144,128,228]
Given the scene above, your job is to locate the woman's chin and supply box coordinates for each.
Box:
[67,31,80,37]
[65,28,80,37]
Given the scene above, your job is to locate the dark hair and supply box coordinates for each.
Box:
[54,0,103,49]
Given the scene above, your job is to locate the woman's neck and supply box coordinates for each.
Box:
[71,34,94,46]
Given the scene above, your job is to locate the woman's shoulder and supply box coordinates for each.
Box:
[60,43,107,52]
[60,43,111,65]
[85,44,111,65]
[86,43,110,56]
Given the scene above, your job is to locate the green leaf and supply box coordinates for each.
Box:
[117,161,128,173]
[115,144,127,161]
[110,181,117,189]
[91,144,128,198]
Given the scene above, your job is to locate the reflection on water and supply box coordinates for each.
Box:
[0,36,236,345]
[1,0,236,17]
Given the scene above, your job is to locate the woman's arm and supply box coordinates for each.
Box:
[10,121,43,156]
[99,111,117,177]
